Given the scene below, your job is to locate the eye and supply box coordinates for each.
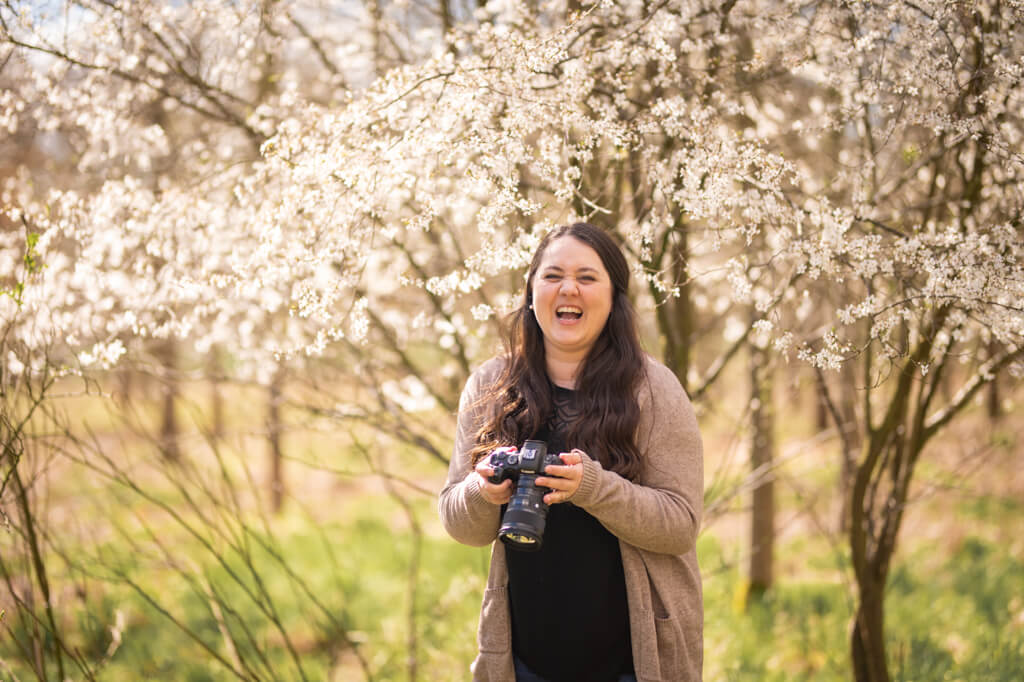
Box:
[579,275,596,283]
[543,273,561,281]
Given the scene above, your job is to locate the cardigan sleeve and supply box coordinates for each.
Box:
[437,358,504,547]
[570,358,704,556]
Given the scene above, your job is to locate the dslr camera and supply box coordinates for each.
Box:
[487,439,561,551]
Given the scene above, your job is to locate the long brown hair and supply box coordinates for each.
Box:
[469,223,647,480]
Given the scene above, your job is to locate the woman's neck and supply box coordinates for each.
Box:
[545,352,583,390]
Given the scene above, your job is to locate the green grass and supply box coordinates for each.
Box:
[699,533,1024,682]
[4,489,1021,681]
[0,483,492,681]
[3,378,1022,681]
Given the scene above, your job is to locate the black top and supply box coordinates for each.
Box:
[505,384,633,682]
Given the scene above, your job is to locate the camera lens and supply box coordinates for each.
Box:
[498,473,549,551]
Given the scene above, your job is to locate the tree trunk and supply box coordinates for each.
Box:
[439,0,452,36]
[653,226,694,392]
[851,577,890,682]
[987,341,1001,420]
[987,376,1000,420]
[368,0,385,77]
[159,339,181,462]
[847,346,919,682]
[836,359,860,532]
[814,370,830,432]
[267,368,285,513]
[746,341,775,603]
[208,346,224,441]
[117,364,134,404]
[10,464,67,680]
[669,229,694,392]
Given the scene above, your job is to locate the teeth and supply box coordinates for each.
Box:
[556,306,583,314]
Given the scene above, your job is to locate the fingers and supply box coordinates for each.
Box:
[477,475,512,505]
[560,450,584,465]
[474,460,494,479]
[539,457,583,483]
[543,487,572,505]
[540,464,577,478]
[539,451,584,504]
[474,462,513,505]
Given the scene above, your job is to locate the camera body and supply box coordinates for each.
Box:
[487,439,561,551]
[487,439,561,484]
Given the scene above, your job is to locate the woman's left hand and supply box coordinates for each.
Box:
[537,449,585,505]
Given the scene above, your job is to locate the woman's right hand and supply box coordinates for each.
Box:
[474,460,513,505]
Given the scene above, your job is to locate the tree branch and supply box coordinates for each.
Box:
[923,345,1024,441]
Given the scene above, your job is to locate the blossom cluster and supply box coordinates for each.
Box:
[0,0,1020,397]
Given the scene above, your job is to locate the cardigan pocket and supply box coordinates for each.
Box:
[633,606,661,681]
[653,612,683,680]
[634,605,685,681]
[478,585,512,653]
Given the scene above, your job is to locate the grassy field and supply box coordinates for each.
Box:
[1,376,1022,681]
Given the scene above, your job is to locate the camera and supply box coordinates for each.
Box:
[487,439,561,551]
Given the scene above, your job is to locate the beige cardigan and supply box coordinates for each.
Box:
[438,356,704,681]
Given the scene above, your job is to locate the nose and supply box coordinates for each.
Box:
[559,277,580,295]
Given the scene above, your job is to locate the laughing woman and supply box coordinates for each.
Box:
[438,222,704,682]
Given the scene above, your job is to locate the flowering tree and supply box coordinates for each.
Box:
[2,0,1022,679]
[770,4,1024,680]
[0,1,386,676]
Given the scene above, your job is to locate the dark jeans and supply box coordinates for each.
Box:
[513,655,638,682]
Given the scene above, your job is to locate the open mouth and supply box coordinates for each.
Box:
[556,306,583,320]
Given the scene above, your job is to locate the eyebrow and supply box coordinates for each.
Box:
[541,265,600,274]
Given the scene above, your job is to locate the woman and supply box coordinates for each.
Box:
[439,223,703,682]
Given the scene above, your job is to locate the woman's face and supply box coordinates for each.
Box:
[531,236,614,359]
